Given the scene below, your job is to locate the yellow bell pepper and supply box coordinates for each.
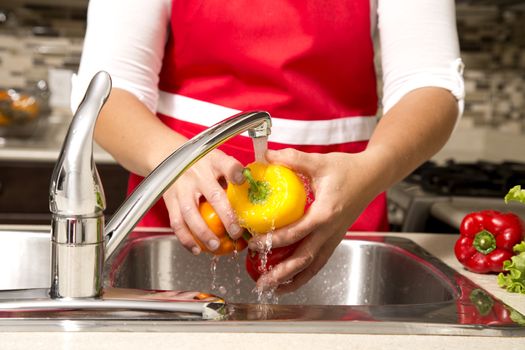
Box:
[226,162,307,235]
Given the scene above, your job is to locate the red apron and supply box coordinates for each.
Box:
[129,0,389,232]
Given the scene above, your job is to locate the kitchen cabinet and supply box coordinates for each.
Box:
[456,0,525,7]
[0,160,128,224]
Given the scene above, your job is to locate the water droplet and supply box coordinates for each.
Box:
[209,255,220,290]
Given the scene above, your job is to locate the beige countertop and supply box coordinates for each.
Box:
[431,198,525,230]
[0,140,114,164]
[0,231,524,349]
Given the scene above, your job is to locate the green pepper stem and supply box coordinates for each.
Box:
[473,230,497,255]
[242,231,252,242]
[242,168,271,204]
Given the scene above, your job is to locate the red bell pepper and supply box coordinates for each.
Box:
[454,210,524,273]
[245,240,302,282]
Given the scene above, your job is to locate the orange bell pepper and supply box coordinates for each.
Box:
[192,201,247,256]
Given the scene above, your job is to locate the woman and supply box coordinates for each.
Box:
[72,0,464,293]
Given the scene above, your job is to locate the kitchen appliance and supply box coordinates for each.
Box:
[387,160,525,232]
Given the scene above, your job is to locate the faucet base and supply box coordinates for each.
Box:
[50,216,105,299]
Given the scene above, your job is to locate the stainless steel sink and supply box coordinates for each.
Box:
[108,231,455,306]
[1,225,525,336]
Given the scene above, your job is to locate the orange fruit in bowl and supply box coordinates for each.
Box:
[11,94,40,120]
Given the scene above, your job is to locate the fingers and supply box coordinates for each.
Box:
[244,147,320,250]
[266,148,318,176]
[276,233,341,294]
[199,179,243,239]
[214,152,245,185]
[165,150,245,254]
[256,224,346,293]
[167,199,203,255]
[247,213,314,250]
[204,153,244,239]
[176,180,223,251]
[248,199,329,250]
[255,230,321,291]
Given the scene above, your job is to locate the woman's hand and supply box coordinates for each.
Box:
[247,88,459,293]
[248,148,382,293]
[162,149,246,255]
[92,90,246,255]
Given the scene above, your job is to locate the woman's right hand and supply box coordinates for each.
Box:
[92,89,245,255]
[161,149,246,255]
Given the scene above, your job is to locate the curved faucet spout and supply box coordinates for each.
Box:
[104,111,272,261]
[50,71,111,216]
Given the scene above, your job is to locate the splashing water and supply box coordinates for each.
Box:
[230,248,243,296]
[218,285,227,295]
[209,255,220,291]
[254,285,279,305]
[252,229,282,305]
[298,172,314,205]
[252,136,268,163]
[258,231,273,278]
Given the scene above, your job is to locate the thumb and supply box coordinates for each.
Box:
[266,148,317,175]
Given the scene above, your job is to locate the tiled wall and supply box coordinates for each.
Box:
[0,4,84,89]
[0,2,524,130]
[456,3,525,133]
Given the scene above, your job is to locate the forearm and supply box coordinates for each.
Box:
[95,88,188,177]
[363,87,458,194]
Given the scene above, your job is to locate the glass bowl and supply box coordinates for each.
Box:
[0,83,51,139]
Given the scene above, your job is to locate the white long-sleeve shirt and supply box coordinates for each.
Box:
[72,0,464,117]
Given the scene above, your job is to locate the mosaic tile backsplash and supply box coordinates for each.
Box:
[456,3,525,133]
[0,2,524,132]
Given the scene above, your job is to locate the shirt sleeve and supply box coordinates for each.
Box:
[377,0,465,116]
[70,0,171,113]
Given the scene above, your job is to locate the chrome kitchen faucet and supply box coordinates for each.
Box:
[49,71,272,299]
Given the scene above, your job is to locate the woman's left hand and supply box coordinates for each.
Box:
[248,148,382,293]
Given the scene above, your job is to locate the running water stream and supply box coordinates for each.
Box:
[209,136,280,304]
[251,136,280,303]
[252,136,268,163]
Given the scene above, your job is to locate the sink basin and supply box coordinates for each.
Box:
[108,232,455,306]
[1,225,524,336]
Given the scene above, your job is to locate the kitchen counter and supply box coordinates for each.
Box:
[0,231,524,349]
[0,113,115,164]
[0,138,114,164]
[431,198,525,230]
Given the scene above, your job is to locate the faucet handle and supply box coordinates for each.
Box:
[49,71,111,217]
